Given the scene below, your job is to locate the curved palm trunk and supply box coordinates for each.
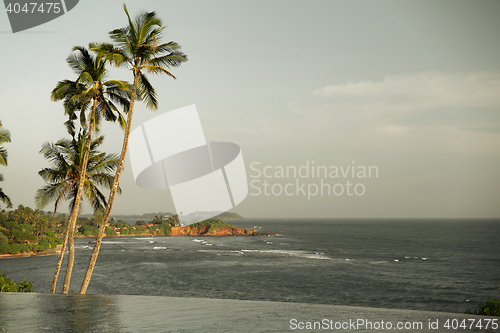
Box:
[80,73,138,294]
[61,98,98,294]
[50,223,68,293]
[50,183,72,293]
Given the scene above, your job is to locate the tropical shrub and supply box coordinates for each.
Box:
[466,297,500,316]
[0,232,8,244]
[0,271,33,292]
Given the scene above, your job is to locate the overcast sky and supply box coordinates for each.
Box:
[1,0,499,218]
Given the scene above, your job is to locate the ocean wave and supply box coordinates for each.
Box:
[192,239,213,246]
[196,249,331,260]
[101,241,133,244]
[244,250,331,260]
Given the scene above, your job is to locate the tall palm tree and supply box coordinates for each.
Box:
[36,133,121,293]
[0,120,12,209]
[51,46,130,293]
[80,5,187,294]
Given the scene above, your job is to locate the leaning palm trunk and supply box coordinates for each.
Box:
[50,222,69,293]
[60,100,98,293]
[79,75,138,294]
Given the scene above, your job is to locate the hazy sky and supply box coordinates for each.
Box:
[1,0,499,218]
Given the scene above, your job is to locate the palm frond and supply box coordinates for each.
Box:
[154,41,182,54]
[37,133,121,215]
[90,42,130,67]
[145,51,188,70]
[137,72,158,109]
[137,12,162,46]
[35,181,70,209]
[0,188,12,209]
[0,147,7,166]
[0,128,11,144]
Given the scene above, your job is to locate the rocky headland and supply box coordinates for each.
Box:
[171,225,275,236]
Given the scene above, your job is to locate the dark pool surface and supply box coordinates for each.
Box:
[0,293,496,333]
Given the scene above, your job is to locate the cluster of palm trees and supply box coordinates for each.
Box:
[35,5,187,294]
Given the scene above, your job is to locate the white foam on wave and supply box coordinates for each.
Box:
[153,247,167,250]
[196,249,330,259]
[101,241,133,244]
[239,249,331,260]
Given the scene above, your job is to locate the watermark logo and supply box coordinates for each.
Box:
[4,0,79,33]
[128,105,248,225]
[249,161,379,199]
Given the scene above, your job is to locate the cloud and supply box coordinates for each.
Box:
[312,72,500,111]
[275,72,500,156]
[218,72,500,159]
[374,123,412,137]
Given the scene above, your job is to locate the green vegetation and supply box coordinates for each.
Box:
[190,219,235,234]
[214,212,244,220]
[71,214,180,237]
[0,270,33,292]
[0,205,63,255]
[466,297,500,316]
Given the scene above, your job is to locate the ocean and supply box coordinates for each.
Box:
[1,218,499,314]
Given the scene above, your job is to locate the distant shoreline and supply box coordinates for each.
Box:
[0,244,63,259]
[1,226,274,258]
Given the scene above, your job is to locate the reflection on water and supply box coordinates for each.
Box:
[0,293,123,333]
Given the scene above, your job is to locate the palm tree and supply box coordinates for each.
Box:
[51,46,130,293]
[0,120,12,209]
[36,133,121,217]
[80,5,187,294]
[36,133,121,293]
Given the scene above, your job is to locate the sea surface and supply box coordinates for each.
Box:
[1,219,499,314]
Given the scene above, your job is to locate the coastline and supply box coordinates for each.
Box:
[0,244,63,260]
[74,225,275,238]
[1,226,274,258]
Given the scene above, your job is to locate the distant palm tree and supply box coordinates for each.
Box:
[0,120,12,208]
[51,46,130,293]
[36,133,121,293]
[80,5,187,294]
